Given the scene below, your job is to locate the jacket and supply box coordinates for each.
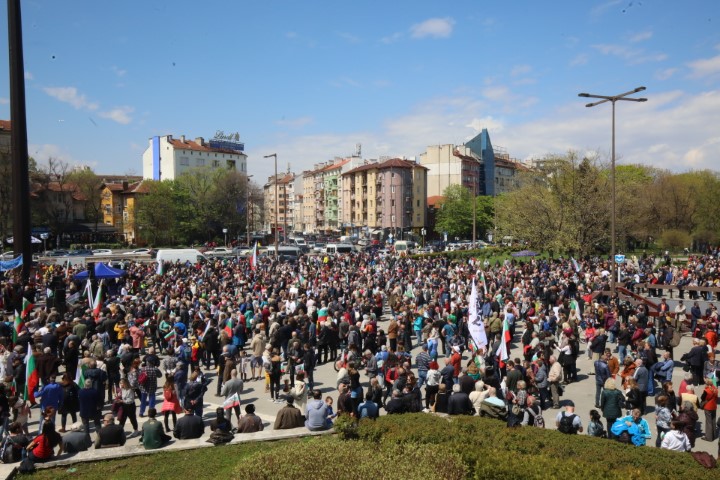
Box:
[534,364,548,389]
[273,405,304,430]
[600,388,624,420]
[594,360,610,387]
[305,399,329,430]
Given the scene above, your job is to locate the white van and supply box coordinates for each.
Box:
[156,248,207,266]
[289,237,306,247]
[394,240,412,257]
[324,243,354,255]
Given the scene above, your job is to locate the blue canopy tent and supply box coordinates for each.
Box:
[73,262,127,280]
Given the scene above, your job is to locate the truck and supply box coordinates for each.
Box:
[324,243,354,255]
[393,240,412,257]
[155,248,208,266]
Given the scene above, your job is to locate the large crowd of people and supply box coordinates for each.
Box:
[0,246,718,468]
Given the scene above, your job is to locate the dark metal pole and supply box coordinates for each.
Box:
[578,87,647,297]
[8,0,32,281]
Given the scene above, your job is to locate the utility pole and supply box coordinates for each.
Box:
[8,0,32,281]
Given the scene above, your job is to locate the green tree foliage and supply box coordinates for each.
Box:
[434,184,494,239]
[660,229,692,252]
[497,152,609,255]
[135,168,254,246]
[67,168,103,230]
[134,180,177,246]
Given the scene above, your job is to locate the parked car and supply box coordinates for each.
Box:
[46,250,69,257]
[123,248,157,257]
[207,247,234,256]
[68,249,93,256]
[91,249,113,255]
[0,251,16,260]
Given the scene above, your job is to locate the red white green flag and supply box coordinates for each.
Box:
[21,298,34,318]
[12,310,23,344]
[24,348,38,405]
[249,242,258,270]
[495,317,511,364]
[93,281,103,321]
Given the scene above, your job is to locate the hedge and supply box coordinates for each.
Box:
[234,436,467,480]
[348,414,717,480]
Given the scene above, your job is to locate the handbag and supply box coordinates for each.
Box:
[511,404,523,416]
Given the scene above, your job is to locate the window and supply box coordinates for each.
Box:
[197,159,205,166]
[212,160,220,167]
[391,186,395,193]
[416,200,420,207]
[179,157,190,166]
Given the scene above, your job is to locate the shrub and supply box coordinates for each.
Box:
[233,437,466,480]
[353,414,717,480]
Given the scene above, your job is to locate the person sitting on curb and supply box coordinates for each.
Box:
[273,395,304,430]
[173,406,205,440]
[61,422,92,454]
[141,408,171,450]
[305,390,331,431]
[237,404,264,433]
[94,414,126,449]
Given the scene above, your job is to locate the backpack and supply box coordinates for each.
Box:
[558,413,578,434]
[530,406,545,428]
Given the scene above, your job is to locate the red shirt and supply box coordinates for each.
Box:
[450,352,462,377]
[31,434,52,460]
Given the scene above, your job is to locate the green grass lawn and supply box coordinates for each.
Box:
[27,441,272,480]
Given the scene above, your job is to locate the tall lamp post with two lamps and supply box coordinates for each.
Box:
[578,86,647,296]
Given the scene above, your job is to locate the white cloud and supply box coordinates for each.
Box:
[381,32,403,44]
[655,68,677,81]
[570,54,589,66]
[0,97,8,105]
[510,65,532,77]
[687,54,720,78]
[24,71,33,80]
[629,31,653,42]
[28,143,76,164]
[329,77,362,88]
[336,32,361,44]
[43,86,99,111]
[249,87,720,182]
[482,86,511,101]
[275,116,313,128]
[410,17,455,39]
[592,44,667,64]
[285,32,297,39]
[111,66,127,77]
[99,106,134,125]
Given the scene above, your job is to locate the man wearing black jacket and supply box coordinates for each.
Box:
[173,407,204,440]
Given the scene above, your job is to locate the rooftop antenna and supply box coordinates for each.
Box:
[356,143,361,157]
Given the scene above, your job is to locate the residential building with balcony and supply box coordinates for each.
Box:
[263,173,295,236]
[341,158,427,237]
[142,134,247,181]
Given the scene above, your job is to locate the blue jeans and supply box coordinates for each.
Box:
[595,385,603,407]
[618,345,627,365]
[418,370,427,388]
[139,390,156,415]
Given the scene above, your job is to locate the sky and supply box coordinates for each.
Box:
[0,1,719,184]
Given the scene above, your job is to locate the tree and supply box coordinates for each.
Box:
[67,168,103,231]
[496,152,609,255]
[32,158,75,235]
[134,180,177,246]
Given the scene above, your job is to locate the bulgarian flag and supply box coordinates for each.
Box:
[74,363,86,388]
[495,316,511,366]
[21,298,34,318]
[223,392,240,410]
[24,348,38,405]
[249,242,258,270]
[164,329,177,344]
[479,271,488,295]
[13,310,23,344]
[224,317,233,337]
[92,281,103,321]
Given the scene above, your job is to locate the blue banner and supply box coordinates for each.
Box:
[0,254,23,272]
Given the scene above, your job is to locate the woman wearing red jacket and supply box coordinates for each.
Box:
[700,377,718,442]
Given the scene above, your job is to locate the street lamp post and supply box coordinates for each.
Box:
[223,228,228,247]
[264,154,279,257]
[246,174,253,247]
[421,228,426,248]
[40,233,48,254]
[578,87,647,296]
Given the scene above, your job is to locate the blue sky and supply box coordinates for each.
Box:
[1,1,719,183]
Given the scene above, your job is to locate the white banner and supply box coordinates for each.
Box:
[467,281,488,351]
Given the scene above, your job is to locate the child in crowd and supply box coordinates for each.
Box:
[238,350,249,382]
[587,409,606,438]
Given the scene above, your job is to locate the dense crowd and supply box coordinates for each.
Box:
[0,247,718,470]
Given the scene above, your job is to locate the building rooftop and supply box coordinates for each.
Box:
[343,157,427,175]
